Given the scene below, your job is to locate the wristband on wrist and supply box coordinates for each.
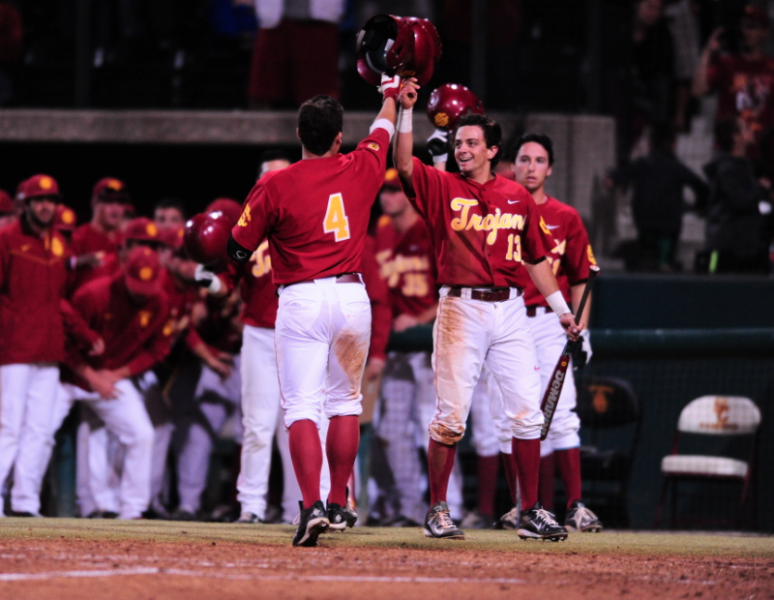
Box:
[545,290,571,317]
[398,108,413,133]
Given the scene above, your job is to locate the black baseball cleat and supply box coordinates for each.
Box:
[423,501,465,540]
[564,500,603,532]
[327,502,357,531]
[493,506,520,530]
[517,502,569,542]
[292,500,329,547]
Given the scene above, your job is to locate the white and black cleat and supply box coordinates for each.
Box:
[292,500,329,547]
[235,511,263,524]
[564,500,603,533]
[327,501,358,531]
[423,501,465,540]
[517,502,569,542]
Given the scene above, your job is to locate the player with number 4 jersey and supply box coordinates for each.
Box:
[228,88,399,547]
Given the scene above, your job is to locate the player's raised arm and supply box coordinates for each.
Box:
[394,79,420,195]
[372,75,400,135]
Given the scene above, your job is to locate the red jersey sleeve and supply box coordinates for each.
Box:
[231,182,276,253]
[406,157,446,219]
[520,194,549,264]
[562,210,594,286]
[60,299,100,350]
[126,299,174,376]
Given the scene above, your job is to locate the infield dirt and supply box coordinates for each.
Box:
[0,519,772,599]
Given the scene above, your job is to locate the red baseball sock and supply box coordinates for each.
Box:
[538,453,556,511]
[288,419,323,509]
[512,437,540,510]
[477,454,500,519]
[501,451,518,505]
[326,415,360,506]
[555,447,582,508]
[428,439,456,506]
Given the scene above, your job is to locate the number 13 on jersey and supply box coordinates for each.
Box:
[324,193,351,242]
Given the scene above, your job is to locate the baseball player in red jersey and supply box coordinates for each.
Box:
[63,247,174,519]
[228,87,399,546]
[0,174,98,517]
[395,81,582,541]
[506,133,602,532]
[69,178,130,292]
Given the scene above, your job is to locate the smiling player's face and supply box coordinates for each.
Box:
[454,126,497,178]
[514,142,552,194]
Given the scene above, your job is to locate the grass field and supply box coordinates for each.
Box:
[1,518,772,599]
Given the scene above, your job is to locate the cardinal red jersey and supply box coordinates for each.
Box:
[522,196,597,307]
[406,158,548,289]
[241,239,279,328]
[0,219,69,365]
[231,128,391,284]
[374,215,437,318]
[65,273,174,386]
[69,223,123,292]
[160,268,203,348]
[361,234,390,361]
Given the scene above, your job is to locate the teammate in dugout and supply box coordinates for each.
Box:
[394,80,583,541]
[0,174,101,517]
[496,133,602,533]
[62,247,175,520]
[226,81,400,546]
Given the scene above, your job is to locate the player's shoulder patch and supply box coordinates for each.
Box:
[367,142,381,152]
[377,215,392,229]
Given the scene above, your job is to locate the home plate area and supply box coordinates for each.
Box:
[0,520,772,600]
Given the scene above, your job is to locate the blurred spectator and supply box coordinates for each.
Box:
[0,2,22,105]
[631,0,676,154]
[703,115,772,273]
[665,0,702,131]
[612,123,709,271]
[693,6,774,177]
[247,0,345,108]
[153,198,186,231]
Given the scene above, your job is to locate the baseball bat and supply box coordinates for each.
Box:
[539,265,599,441]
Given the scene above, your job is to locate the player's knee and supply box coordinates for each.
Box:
[242,427,272,451]
[428,421,464,445]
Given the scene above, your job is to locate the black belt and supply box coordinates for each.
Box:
[285,273,361,287]
[526,305,553,317]
[446,287,521,302]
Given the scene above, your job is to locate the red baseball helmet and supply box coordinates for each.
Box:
[205,198,242,227]
[356,14,415,85]
[401,17,442,85]
[183,211,232,269]
[426,83,485,132]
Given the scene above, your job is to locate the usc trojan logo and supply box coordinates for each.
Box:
[237,206,251,227]
[449,198,525,245]
[700,397,738,431]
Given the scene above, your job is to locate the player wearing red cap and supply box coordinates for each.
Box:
[0,175,99,517]
[395,81,582,541]
[69,178,130,292]
[228,87,399,546]
[62,247,174,519]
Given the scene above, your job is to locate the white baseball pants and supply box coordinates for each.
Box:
[491,309,580,456]
[0,363,60,516]
[430,289,543,445]
[70,379,154,519]
[238,325,330,522]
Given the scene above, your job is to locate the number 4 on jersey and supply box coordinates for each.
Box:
[324,193,351,242]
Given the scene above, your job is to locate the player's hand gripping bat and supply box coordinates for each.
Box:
[539,265,599,441]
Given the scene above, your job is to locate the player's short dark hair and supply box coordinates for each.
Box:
[298,95,344,156]
[455,114,502,167]
[650,122,676,151]
[714,116,741,152]
[154,197,186,217]
[513,133,554,166]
